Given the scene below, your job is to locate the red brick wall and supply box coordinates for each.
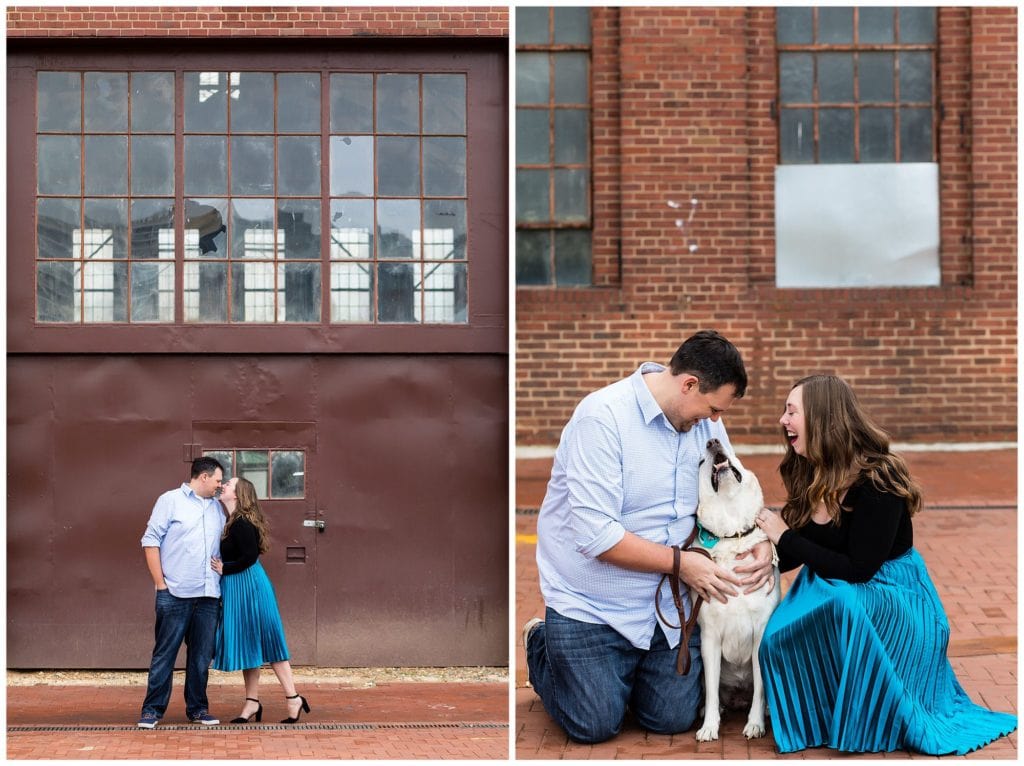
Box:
[517,7,1017,446]
[6,5,508,38]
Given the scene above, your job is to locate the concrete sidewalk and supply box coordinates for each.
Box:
[515,449,1018,759]
[7,673,509,760]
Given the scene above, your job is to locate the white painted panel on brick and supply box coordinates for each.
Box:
[775,163,940,288]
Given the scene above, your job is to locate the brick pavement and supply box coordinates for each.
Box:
[515,450,1018,759]
[7,681,509,760]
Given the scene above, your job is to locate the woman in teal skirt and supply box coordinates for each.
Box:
[211,477,311,724]
[754,375,1015,755]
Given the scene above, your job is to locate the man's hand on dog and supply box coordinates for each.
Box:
[679,551,743,603]
[734,540,776,594]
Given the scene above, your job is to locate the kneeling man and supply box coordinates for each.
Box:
[524,331,774,744]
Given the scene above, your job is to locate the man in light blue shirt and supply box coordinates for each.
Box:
[525,331,774,743]
[138,457,226,729]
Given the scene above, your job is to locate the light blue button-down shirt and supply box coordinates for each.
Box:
[141,483,225,598]
[536,362,733,650]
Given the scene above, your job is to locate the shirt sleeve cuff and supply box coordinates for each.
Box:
[577,521,626,559]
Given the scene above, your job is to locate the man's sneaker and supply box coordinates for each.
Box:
[188,712,220,726]
[137,713,160,729]
[522,617,543,649]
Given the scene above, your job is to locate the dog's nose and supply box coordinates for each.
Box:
[707,438,721,450]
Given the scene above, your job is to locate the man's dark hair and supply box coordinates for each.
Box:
[668,330,747,398]
[190,456,225,479]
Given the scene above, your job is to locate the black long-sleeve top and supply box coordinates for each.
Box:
[220,517,261,575]
[776,478,913,583]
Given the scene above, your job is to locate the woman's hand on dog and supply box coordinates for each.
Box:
[755,507,789,544]
[734,540,776,594]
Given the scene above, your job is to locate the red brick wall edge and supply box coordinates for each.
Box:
[6,6,509,38]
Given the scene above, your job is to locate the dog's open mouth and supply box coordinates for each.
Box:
[709,449,743,493]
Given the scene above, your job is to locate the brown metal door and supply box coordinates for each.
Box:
[192,421,319,665]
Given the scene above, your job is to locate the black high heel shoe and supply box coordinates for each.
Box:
[280,694,310,724]
[230,698,262,724]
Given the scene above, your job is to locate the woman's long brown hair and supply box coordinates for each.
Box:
[779,375,922,529]
[222,477,271,554]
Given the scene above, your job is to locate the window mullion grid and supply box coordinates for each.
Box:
[931,49,938,161]
[419,73,426,324]
[853,52,861,162]
[271,72,285,324]
[548,51,557,279]
[372,73,380,323]
[231,70,240,324]
[174,68,185,324]
[782,5,939,166]
[893,50,901,162]
[76,72,86,323]
[548,8,556,286]
[125,74,133,321]
[812,54,820,163]
[894,9,901,161]
[319,70,330,326]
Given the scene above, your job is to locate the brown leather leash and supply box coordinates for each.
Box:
[654,525,713,675]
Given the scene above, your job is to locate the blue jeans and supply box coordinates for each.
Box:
[526,607,703,744]
[141,591,220,719]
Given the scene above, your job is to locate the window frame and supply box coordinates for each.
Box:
[776,7,938,165]
[35,69,468,327]
[203,448,307,501]
[515,7,594,287]
[10,41,507,354]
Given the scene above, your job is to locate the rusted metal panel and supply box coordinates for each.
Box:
[314,355,509,666]
[8,354,508,668]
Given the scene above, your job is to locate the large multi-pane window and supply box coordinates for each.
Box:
[515,7,592,286]
[777,7,937,164]
[329,73,468,323]
[37,71,176,322]
[35,70,468,324]
[182,71,321,323]
[774,7,941,288]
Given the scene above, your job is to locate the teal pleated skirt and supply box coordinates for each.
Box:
[213,560,290,672]
[759,548,1016,755]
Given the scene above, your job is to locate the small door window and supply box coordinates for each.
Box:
[203,449,305,500]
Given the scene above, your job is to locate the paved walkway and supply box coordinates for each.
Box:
[516,449,1018,759]
[7,679,508,759]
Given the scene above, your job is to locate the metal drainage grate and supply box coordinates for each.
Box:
[9,722,508,733]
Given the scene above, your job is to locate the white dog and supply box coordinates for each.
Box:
[693,438,780,742]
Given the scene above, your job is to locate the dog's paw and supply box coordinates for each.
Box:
[696,723,720,742]
[742,720,766,739]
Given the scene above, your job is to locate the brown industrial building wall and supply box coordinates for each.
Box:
[8,355,508,668]
[517,6,1017,446]
[7,6,509,668]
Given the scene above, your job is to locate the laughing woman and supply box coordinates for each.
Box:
[754,375,1016,755]
[211,477,311,724]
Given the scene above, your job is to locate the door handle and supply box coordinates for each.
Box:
[303,519,326,533]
